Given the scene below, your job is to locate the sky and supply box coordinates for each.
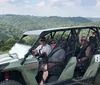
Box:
[0,0,100,17]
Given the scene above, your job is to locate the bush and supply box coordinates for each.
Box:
[0,38,17,52]
[4,37,17,47]
[0,46,11,51]
[0,40,5,48]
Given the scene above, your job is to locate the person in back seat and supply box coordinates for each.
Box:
[86,36,97,56]
[75,36,89,76]
[77,36,89,61]
[76,35,98,76]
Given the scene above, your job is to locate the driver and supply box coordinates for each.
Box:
[32,37,51,85]
[32,37,51,56]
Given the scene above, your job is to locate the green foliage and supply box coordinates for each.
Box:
[0,40,5,48]
[0,38,17,51]
[0,46,11,52]
[0,15,100,53]
[4,38,17,47]
[19,35,38,46]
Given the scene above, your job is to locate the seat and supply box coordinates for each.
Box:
[58,57,77,81]
[73,55,99,81]
[47,55,99,85]
[82,55,99,80]
[87,36,97,56]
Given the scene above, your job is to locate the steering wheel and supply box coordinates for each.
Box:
[34,49,45,60]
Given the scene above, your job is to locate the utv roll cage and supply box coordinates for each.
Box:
[21,26,100,65]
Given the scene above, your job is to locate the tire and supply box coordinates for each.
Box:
[0,80,22,85]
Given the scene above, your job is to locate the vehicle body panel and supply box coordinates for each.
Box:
[2,56,38,85]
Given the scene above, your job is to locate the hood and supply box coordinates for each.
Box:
[0,54,18,64]
[9,43,31,59]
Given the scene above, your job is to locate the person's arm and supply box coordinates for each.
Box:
[78,57,88,62]
[57,49,65,62]
[48,49,65,68]
[49,49,65,63]
[42,45,51,56]
[79,46,91,62]
[78,47,90,62]
[32,49,37,55]
[32,45,41,55]
[41,48,47,56]
[86,46,91,57]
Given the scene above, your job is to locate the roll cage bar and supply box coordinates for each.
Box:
[21,26,100,65]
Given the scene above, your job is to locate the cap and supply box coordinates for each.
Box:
[40,37,46,41]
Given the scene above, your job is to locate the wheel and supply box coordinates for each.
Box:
[0,80,22,85]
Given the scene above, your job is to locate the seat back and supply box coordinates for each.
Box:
[86,36,97,57]
[58,57,77,81]
[82,55,100,80]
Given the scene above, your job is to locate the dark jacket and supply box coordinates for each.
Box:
[48,47,66,74]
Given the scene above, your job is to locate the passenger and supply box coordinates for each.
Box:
[46,39,66,83]
[75,36,89,76]
[86,36,97,57]
[91,31,98,44]
[92,31,98,37]
[78,35,97,61]
[76,35,97,77]
[32,37,51,85]
[59,37,66,48]
[61,37,66,44]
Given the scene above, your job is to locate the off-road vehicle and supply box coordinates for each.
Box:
[0,26,100,85]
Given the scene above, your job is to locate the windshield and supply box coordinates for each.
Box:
[18,35,39,46]
[9,35,39,59]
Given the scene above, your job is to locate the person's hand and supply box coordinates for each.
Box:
[81,57,87,61]
[78,57,87,63]
[41,48,47,56]
[32,50,37,55]
[42,48,46,53]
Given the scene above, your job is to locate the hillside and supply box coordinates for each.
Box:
[0,15,100,53]
[0,15,92,40]
[87,17,100,22]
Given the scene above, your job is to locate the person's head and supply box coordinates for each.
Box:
[89,36,96,44]
[61,37,66,44]
[50,39,58,49]
[40,37,46,46]
[80,36,88,45]
[92,31,97,36]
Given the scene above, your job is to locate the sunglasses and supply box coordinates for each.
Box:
[50,42,56,44]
